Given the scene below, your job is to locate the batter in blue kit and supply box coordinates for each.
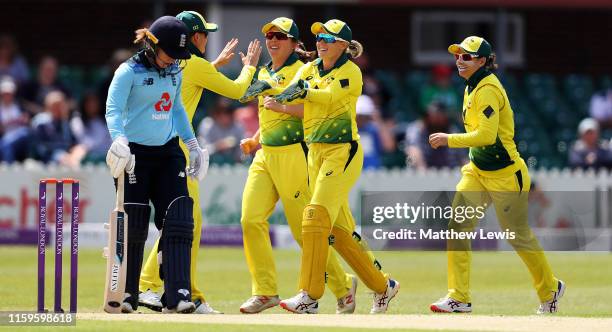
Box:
[105,15,209,314]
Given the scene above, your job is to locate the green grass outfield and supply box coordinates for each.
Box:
[1,246,611,331]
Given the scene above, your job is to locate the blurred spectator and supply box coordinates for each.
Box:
[20,56,71,115]
[353,52,393,120]
[234,103,259,139]
[589,88,612,129]
[420,64,461,116]
[30,90,84,167]
[356,95,396,169]
[405,101,465,170]
[568,118,612,170]
[70,92,112,163]
[0,34,29,85]
[197,98,244,165]
[0,76,30,162]
[98,49,132,110]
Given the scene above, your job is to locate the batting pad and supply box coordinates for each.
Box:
[331,226,387,294]
[124,204,151,308]
[299,204,331,300]
[161,196,194,309]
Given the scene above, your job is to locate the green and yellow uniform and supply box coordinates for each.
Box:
[241,42,354,298]
[284,19,389,300]
[139,11,256,304]
[446,36,559,304]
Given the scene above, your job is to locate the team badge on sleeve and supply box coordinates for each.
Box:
[483,106,495,118]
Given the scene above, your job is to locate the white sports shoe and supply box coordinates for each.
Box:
[430,297,472,313]
[336,276,358,314]
[138,289,163,312]
[194,300,222,314]
[279,292,319,314]
[121,293,135,313]
[537,280,566,314]
[370,278,400,314]
[162,300,196,314]
[240,295,280,314]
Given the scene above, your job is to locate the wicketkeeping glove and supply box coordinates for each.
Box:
[275,79,308,103]
[239,80,272,103]
[185,138,209,180]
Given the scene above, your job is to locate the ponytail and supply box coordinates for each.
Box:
[294,41,317,62]
[133,28,158,47]
[346,39,363,59]
[485,52,499,72]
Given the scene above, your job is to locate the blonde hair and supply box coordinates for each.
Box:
[346,39,363,59]
[133,28,158,45]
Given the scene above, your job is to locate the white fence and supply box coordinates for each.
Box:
[0,164,610,249]
[1,164,611,229]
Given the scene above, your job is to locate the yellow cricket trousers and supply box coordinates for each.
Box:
[300,142,388,299]
[241,142,353,298]
[447,161,558,303]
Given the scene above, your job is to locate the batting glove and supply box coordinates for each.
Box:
[239,80,272,103]
[275,79,308,103]
[106,136,135,178]
[185,138,209,180]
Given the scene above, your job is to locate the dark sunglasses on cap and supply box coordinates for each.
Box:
[316,33,342,43]
[265,31,290,40]
[454,53,480,61]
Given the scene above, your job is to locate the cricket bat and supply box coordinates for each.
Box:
[103,173,128,313]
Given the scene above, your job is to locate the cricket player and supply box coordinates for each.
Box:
[105,16,209,313]
[237,17,361,314]
[428,36,565,314]
[137,11,261,314]
[268,19,400,314]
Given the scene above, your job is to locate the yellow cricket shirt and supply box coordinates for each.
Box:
[448,68,523,176]
[290,54,362,143]
[257,53,305,146]
[181,56,256,121]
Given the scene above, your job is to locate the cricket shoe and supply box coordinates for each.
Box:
[121,293,136,313]
[138,289,162,312]
[336,276,358,314]
[194,299,222,314]
[279,292,319,314]
[537,280,566,314]
[162,300,196,314]
[240,295,280,314]
[370,278,400,314]
[430,297,472,313]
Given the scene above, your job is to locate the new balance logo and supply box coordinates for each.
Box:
[143,78,154,85]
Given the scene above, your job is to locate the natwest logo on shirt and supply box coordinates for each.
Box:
[153,92,171,120]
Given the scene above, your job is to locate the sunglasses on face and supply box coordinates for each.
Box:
[454,53,480,61]
[316,33,338,43]
[265,31,289,40]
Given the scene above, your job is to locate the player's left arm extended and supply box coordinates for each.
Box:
[448,87,502,148]
[190,57,256,99]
